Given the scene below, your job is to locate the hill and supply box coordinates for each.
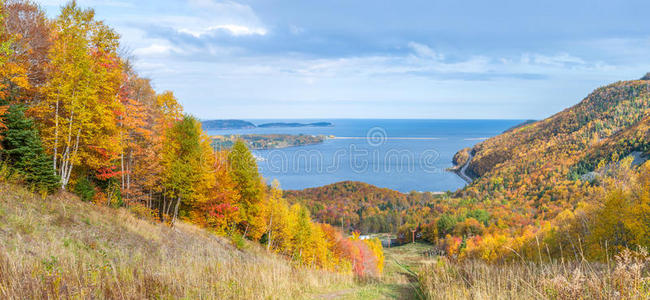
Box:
[431,75,650,261]
[284,181,447,234]
[201,119,256,130]
[0,183,354,299]
[460,77,650,215]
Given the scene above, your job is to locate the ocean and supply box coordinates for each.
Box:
[206,119,524,193]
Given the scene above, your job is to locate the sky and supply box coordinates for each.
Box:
[39,0,650,119]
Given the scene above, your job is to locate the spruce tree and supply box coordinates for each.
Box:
[2,105,60,193]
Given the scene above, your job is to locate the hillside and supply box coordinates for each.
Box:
[284,181,447,234]
[459,77,650,220]
[0,183,354,299]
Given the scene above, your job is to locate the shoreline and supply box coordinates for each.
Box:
[332,136,441,140]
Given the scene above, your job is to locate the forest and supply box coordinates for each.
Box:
[0,0,383,279]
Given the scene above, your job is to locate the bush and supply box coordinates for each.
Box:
[73,177,95,202]
[230,231,247,250]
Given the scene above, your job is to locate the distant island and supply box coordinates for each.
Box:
[201,120,333,130]
[212,134,326,150]
[257,122,333,128]
[201,119,256,130]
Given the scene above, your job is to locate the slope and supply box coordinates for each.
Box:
[0,183,354,299]
[458,76,650,225]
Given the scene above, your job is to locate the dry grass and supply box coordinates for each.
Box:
[418,250,650,299]
[0,183,354,299]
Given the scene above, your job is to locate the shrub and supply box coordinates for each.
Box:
[73,177,95,202]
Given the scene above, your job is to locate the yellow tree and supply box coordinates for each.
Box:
[265,180,292,253]
[35,2,123,189]
[228,140,267,240]
[161,115,207,225]
[189,149,241,232]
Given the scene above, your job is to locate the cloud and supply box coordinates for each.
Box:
[178,24,266,37]
[183,0,267,36]
[133,43,181,56]
[408,42,444,60]
[521,53,586,67]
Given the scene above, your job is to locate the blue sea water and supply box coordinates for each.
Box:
[207,119,523,193]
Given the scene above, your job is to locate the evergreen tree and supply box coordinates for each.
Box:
[1,105,60,193]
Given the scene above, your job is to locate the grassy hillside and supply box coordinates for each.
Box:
[0,183,355,299]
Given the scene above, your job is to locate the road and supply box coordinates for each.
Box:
[456,153,474,184]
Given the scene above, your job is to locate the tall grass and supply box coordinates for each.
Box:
[0,183,353,299]
[418,250,650,299]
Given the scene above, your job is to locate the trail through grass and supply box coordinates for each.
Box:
[315,242,435,299]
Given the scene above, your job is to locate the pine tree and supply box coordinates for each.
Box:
[1,104,59,193]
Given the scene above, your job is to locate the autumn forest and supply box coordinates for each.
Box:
[1,0,650,299]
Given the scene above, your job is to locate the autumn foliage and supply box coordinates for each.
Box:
[0,0,382,278]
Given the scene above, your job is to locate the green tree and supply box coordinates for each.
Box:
[1,104,59,193]
[162,115,203,225]
[228,140,265,240]
[437,214,457,237]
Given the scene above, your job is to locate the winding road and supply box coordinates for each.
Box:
[456,153,474,184]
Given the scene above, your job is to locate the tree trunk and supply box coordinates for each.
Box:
[267,215,273,251]
[171,196,181,227]
[161,194,167,222]
[53,98,59,173]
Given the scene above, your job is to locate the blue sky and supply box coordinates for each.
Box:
[40,0,650,119]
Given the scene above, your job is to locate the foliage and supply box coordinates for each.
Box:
[73,176,94,202]
[284,181,444,234]
[1,104,59,192]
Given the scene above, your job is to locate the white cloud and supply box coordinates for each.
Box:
[178,24,266,37]
[181,0,267,36]
[521,53,586,67]
[408,42,444,60]
[133,43,181,56]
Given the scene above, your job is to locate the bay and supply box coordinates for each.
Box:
[206,119,523,192]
